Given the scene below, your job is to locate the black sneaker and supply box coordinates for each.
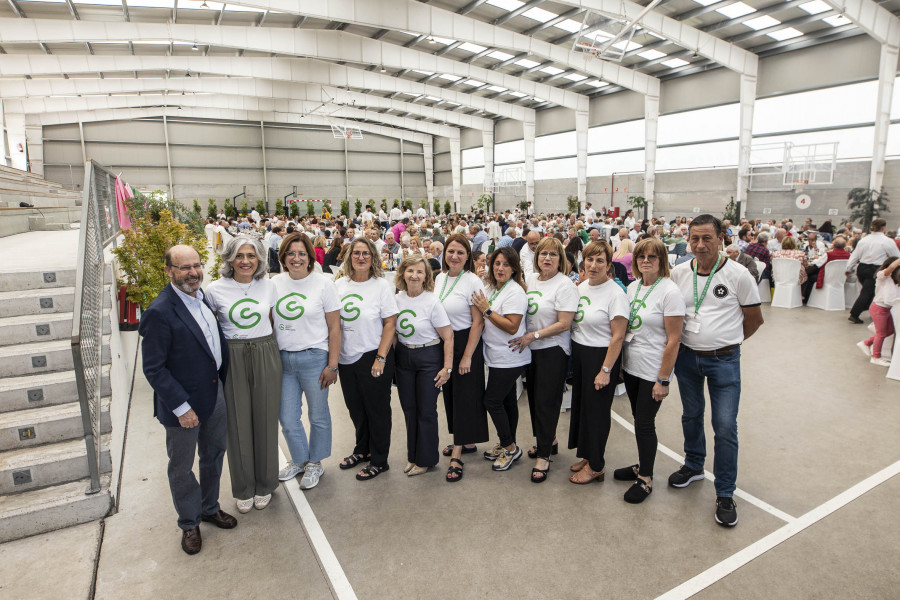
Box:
[668,465,704,488]
[715,496,738,527]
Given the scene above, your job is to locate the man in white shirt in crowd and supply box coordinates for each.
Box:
[846,217,900,323]
[367,227,385,254]
[430,241,444,265]
[520,230,541,277]
[588,228,601,244]
[361,205,375,225]
[583,202,596,222]
[623,209,636,230]
[250,207,261,225]
[613,227,629,251]
[767,228,785,254]
[416,204,427,219]
[629,222,642,242]
[389,204,403,223]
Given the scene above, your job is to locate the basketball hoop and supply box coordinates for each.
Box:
[331,123,364,140]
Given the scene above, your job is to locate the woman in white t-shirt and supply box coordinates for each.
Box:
[271,233,341,491]
[434,234,488,480]
[205,235,281,514]
[858,257,900,366]
[509,237,579,483]
[615,237,685,503]
[568,240,628,486]
[333,238,398,481]
[471,247,530,474]
[393,255,454,476]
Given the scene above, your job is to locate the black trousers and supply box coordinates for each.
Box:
[568,342,620,473]
[801,264,820,302]
[441,328,488,445]
[484,365,524,448]
[526,346,569,459]
[623,371,664,478]
[396,343,441,467]
[851,263,880,318]
[338,348,395,467]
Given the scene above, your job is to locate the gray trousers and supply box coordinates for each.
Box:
[165,384,227,531]
[224,334,283,500]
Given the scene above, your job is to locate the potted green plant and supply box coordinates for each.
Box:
[443,200,452,215]
[627,195,647,220]
[275,198,284,217]
[207,198,217,219]
[433,198,440,216]
[847,187,890,232]
[567,195,579,215]
[306,200,315,216]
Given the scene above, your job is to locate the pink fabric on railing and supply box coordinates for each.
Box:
[114,175,133,230]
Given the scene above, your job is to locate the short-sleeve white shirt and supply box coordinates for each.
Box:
[435,271,485,331]
[525,273,580,355]
[623,277,685,381]
[482,282,530,368]
[205,277,276,340]
[333,277,399,364]
[395,291,450,345]
[571,279,629,347]
[271,272,340,352]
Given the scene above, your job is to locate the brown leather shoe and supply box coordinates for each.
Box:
[201,510,238,529]
[181,526,202,555]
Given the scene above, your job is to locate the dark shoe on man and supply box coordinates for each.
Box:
[181,526,202,555]
[848,315,864,324]
[201,510,238,529]
[668,465,704,488]
[715,496,738,527]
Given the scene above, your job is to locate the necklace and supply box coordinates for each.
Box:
[439,272,463,302]
[489,280,510,305]
[235,278,255,296]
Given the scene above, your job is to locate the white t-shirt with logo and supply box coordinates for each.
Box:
[525,272,580,355]
[395,291,451,346]
[482,282,531,368]
[271,272,340,352]
[205,277,276,340]
[435,271,485,331]
[670,257,761,351]
[571,279,629,347]
[623,277,685,382]
[333,276,399,364]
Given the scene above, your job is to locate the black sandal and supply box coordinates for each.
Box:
[526,442,558,459]
[340,453,368,470]
[442,444,477,457]
[446,458,464,483]
[531,466,550,483]
[624,479,652,504]
[614,464,640,481]
[356,464,389,481]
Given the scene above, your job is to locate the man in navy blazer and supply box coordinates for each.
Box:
[139,244,237,555]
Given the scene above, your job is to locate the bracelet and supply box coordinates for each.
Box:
[375,355,386,363]
[327,366,338,372]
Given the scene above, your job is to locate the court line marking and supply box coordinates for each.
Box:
[655,458,900,600]
[278,446,358,600]
[610,409,796,523]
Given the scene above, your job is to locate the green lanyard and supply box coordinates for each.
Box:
[439,272,462,302]
[489,280,509,306]
[628,277,661,330]
[692,253,723,315]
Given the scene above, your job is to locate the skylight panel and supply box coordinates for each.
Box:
[431,36,456,45]
[692,0,719,6]
[487,0,524,10]
[487,85,508,93]
[716,2,755,18]
[126,0,174,6]
[458,42,488,54]
[437,74,462,82]
[18,0,66,3]
[799,0,830,15]
[413,70,435,76]
[488,50,515,61]
[611,39,642,51]
[73,0,123,5]
[662,58,689,68]
[554,19,583,33]
[822,14,852,26]
[514,58,540,69]
[584,80,609,88]
[539,66,564,75]
[224,4,265,11]
[743,15,780,30]
[767,27,803,40]
[508,91,527,97]
[522,7,556,22]
[563,73,588,82]
[638,49,667,61]
[461,79,485,87]
[424,96,441,102]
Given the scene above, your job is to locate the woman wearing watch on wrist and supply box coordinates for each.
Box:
[333,238,398,481]
[393,255,454,476]
[272,233,342,490]
[615,237,685,502]
[472,247,529,474]
[568,240,629,485]
[509,237,580,483]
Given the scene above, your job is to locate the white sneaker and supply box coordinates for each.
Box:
[253,494,272,510]
[870,357,891,367]
[857,341,872,357]
[300,462,325,490]
[236,498,253,514]
[278,462,305,481]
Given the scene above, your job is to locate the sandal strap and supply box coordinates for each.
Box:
[449,457,464,466]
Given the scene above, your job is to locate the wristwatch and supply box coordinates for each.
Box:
[533,331,541,340]
[484,309,493,317]
[327,366,338,373]
[657,378,671,386]
[375,355,387,363]
[601,366,611,373]
[445,368,453,374]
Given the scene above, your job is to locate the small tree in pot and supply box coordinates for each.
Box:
[848,187,890,232]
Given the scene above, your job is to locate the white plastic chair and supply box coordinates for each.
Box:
[807,260,848,311]
[481,241,491,253]
[887,300,900,380]
[845,273,861,310]
[771,258,802,309]
[668,254,677,267]
[329,264,341,274]
[753,260,771,303]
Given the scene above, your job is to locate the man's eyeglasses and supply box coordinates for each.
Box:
[170,263,204,273]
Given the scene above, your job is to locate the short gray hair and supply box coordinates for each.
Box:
[725,244,740,253]
[219,235,268,280]
[756,232,769,244]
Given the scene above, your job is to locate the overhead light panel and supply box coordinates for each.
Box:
[191,44,198,50]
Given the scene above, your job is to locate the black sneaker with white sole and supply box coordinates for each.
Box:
[668,465,704,488]
[715,496,738,527]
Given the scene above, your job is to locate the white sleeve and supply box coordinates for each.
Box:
[431,299,451,329]
[321,279,341,312]
[504,287,528,316]
[608,287,630,321]
[661,285,687,317]
[735,268,762,306]
[380,281,399,318]
[555,278,580,312]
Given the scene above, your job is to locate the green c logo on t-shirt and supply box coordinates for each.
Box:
[397,309,417,338]
[629,298,646,330]
[574,296,591,323]
[229,298,261,329]
[276,293,306,321]
[526,291,543,315]
[341,293,363,322]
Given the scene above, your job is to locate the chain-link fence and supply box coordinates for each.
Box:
[72,160,120,494]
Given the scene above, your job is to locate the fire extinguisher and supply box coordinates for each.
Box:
[118,285,140,331]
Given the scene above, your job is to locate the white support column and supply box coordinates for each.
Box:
[423,136,434,212]
[24,123,43,176]
[78,120,87,164]
[400,133,405,203]
[6,112,27,171]
[0,100,7,167]
[449,133,461,212]
[575,108,589,209]
[872,40,900,191]
[523,119,535,207]
[736,73,757,219]
[344,135,350,204]
[260,120,269,209]
[482,127,494,197]
[162,113,173,201]
[644,94,659,219]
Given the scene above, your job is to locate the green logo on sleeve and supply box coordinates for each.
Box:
[341,293,363,322]
[574,296,591,323]
[397,309,417,338]
[228,298,262,329]
[276,293,306,320]
[526,291,543,315]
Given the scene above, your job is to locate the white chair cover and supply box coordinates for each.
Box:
[807,260,848,311]
[845,273,861,310]
[329,264,341,274]
[481,241,491,253]
[771,258,802,308]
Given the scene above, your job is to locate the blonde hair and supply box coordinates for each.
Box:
[631,237,670,279]
[394,253,435,293]
[341,238,384,280]
[614,238,635,259]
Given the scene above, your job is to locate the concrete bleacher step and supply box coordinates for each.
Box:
[0,269,76,293]
[0,367,111,414]
[0,287,76,318]
[0,337,111,378]
[0,398,111,452]
[0,311,110,346]
[0,474,112,543]
[0,435,111,495]
[0,194,82,208]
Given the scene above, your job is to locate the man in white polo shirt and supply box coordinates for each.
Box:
[668,214,764,528]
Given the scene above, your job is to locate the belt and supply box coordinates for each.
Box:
[402,338,441,350]
[683,343,739,357]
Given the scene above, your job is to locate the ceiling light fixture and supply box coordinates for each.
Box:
[200,1,209,7]
[192,44,198,51]
[428,36,436,44]
[380,65,386,72]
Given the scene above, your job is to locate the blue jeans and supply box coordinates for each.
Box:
[674,345,741,497]
[280,348,332,464]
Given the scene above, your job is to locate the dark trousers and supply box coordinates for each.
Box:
[338,348,395,467]
[441,328,488,445]
[484,365,524,448]
[165,385,227,531]
[568,343,620,473]
[623,371,664,478]
[396,343,441,467]
[801,264,820,302]
[526,346,569,459]
[851,263,880,318]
